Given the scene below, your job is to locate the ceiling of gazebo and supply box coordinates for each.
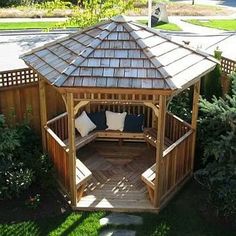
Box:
[21,15,217,92]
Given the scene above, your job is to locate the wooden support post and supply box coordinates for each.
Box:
[66,93,77,206]
[154,95,167,208]
[39,78,47,152]
[190,80,201,172]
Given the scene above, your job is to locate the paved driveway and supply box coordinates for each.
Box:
[0,31,69,71]
[172,0,236,8]
[0,29,235,72]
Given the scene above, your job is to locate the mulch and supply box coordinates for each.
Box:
[0,185,71,224]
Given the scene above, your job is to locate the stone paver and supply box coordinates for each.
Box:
[99,229,136,236]
[100,213,143,226]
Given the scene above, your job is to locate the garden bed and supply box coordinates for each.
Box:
[0,185,71,223]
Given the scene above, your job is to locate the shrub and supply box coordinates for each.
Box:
[201,49,223,101]
[0,115,34,199]
[0,113,54,200]
[195,72,236,218]
[168,88,192,123]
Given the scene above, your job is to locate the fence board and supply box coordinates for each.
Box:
[0,68,65,134]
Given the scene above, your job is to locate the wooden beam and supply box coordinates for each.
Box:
[66,92,77,206]
[190,80,201,172]
[74,101,90,115]
[38,78,47,152]
[57,87,173,96]
[144,102,159,117]
[154,95,167,208]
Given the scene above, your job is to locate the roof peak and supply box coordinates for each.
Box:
[111,15,131,23]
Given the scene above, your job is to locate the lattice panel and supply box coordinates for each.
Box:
[221,57,236,75]
[0,68,38,88]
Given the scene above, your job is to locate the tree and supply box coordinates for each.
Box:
[201,49,223,101]
[66,0,134,28]
[195,72,236,217]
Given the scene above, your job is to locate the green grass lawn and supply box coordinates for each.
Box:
[0,20,182,31]
[0,21,76,30]
[185,19,236,31]
[0,181,234,236]
[137,20,182,31]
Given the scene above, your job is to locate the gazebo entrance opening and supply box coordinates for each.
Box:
[77,141,156,211]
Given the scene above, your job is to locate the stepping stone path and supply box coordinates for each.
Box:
[100,229,136,236]
[99,213,143,236]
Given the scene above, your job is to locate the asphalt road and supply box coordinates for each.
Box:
[172,0,236,8]
[0,31,69,71]
[0,29,235,72]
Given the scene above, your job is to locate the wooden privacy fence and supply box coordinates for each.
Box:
[221,56,236,75]
[0,68,65,133]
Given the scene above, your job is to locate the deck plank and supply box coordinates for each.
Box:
[75,141,171,211]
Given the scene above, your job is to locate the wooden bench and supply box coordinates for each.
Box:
[141,163,156,203]
[76,159,92,201]
[142,128,174,203]
[63,130,144,150]
[143,128,173,148]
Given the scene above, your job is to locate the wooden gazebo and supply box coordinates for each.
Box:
[21,15,217,212]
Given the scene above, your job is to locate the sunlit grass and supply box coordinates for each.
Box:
[0,21,76,30]
[49,212,104,236]
[185,19,236,31]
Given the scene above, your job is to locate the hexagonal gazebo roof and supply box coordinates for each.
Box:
[21,15,217,94]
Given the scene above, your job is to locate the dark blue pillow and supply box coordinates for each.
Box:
[124,114,144,132]
[87,111,107,130]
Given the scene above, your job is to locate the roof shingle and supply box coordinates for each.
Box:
[21,15,217,91]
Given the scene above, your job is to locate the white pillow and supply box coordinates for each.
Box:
[105,111,127,131]
[75,111,96,137]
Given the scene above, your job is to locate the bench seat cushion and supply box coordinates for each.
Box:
[87,111,107,130]
[124,114,144,132]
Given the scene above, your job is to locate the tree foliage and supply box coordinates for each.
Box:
[0,0,43,7]
[201,49,223,101]
[66,0,134,28]
[168,88,192,123]
[195,72,236,218]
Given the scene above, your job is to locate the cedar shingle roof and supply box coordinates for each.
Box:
[21,15,217,91]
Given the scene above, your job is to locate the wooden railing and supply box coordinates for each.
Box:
[45,126,70,194]
[47,112,68,141]
[160,129,194,204]
[165,112,192,142]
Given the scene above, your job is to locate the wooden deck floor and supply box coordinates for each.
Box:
[75,141,159,212]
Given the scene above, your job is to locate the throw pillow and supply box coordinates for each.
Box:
[124,114,144,132]
[87,111,107,130]
[105,111,127,131]
[75,111,96,137]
